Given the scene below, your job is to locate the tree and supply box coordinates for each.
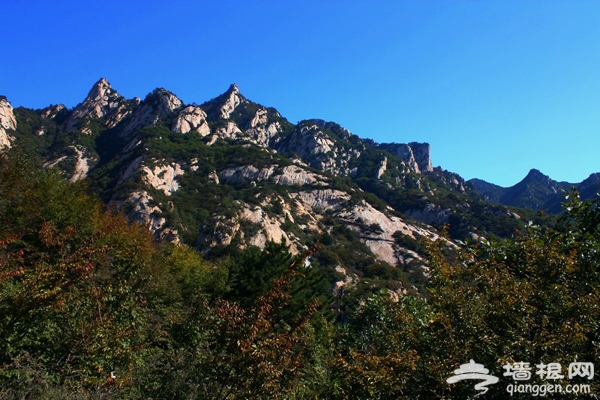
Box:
[430,190,600,397]
[329,189,600,398]
[0,152,160,395]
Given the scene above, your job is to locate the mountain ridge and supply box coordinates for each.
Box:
[0,77,596,294]
[468,168,599,212]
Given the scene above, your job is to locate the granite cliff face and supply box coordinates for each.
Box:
[172,105,210,136]
[377,142,433,174]
[0,98,17,149]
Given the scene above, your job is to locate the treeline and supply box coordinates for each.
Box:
[0,152,598,399]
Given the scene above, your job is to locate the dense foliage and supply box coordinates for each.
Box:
[1,153,598,399]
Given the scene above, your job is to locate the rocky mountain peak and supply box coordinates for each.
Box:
[220,83,245,119]
[577,172,600,200]
[90,77,111,97]
[148,88,183,113]
[0,97,17,149]
[65,77,130,132]
[580,172,600,187]
[524,168,551,183]
[227,83,240,94]
[119,88,183,136]
[493,168,567,211]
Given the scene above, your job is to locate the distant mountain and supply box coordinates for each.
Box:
[0,77,581,294]
[468,178,504,203]
[468,169,599,213]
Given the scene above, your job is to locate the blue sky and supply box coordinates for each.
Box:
[2,1,598,187]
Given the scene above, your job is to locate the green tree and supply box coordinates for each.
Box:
[329,189,600,399]
[227,241,293,307]
[0,152,160,395]
[418,192,600,397]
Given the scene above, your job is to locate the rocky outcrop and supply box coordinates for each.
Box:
[44,156,68,169]
[276,123,362,176]
[333,265,356,297]
[309,119,353,140]
[197,194,323,254]
[279,124,336,171]
[410,142,433,172]
[337,200,438,266]
[0,98,16,149]
[383,143,420,173]
[65,78,130,132]
[293,189,350,211]
[220,84,244,119]
[69,146,91,182]
[117,156,184,196]
[41,104,66,120]
[198,214,241,248]
[219,165,274,184]
[118,156,144,184]
[379,142,433,174]
[212,121,243,141]
[126,190,166,231]
[273,165,325,186]
[289,124,335,156]
[377,157,387,179]
[244,108,282,147]
[117,189,180,244]
[120,88,182,136]
[219,164,326,186]
[238,205,294,250]
[142,162,185,196]
[251,108,269,127]
[208,170,220,184]
[172,105,210,136]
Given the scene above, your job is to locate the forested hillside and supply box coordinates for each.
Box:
[1,151,598,399]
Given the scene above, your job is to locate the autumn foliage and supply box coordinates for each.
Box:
[1,152,599,399]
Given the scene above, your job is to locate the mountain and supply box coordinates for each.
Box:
[0,78,565,293]
[3,78,599,399]
[468,178,504,203]
[468,169,599,213]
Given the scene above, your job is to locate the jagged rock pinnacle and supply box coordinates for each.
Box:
[119,88,182,136]
[228,83,240,93]
[220,84,243,119]
[65,77,129,132]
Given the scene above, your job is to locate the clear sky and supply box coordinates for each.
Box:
[1,1,598,187]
